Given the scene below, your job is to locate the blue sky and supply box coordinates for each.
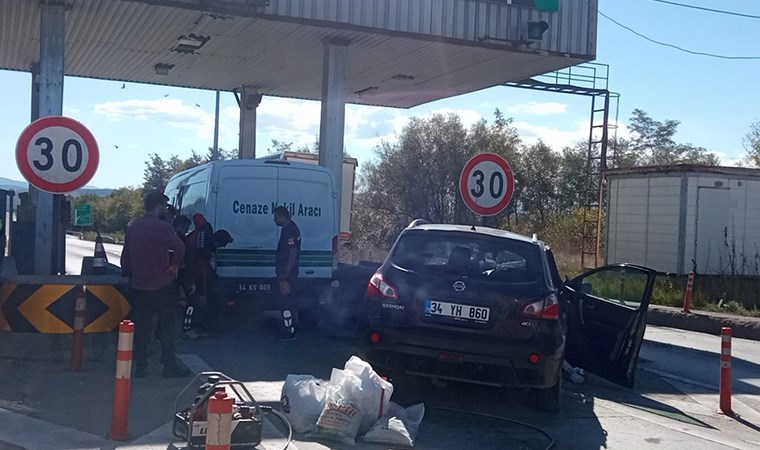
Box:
[1,0,758,188]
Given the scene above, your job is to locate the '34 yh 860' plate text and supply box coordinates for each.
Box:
[425,300,490,323]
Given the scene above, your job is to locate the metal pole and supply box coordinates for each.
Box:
[213,90,220,160]
[35,0,66,275]
[719,327,733,415]
[682,271,694,313]
[238,87,261,159]
[71,286,86,371]
[319,38,350,254]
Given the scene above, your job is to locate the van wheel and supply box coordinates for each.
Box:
[298,305,322,329]
[535,376,561,412]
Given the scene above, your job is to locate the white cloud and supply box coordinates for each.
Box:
[713,151,745,167]
[235,100,487,160]
[93,98,237,142]
[506,102,568,115]
[515,119,631,150]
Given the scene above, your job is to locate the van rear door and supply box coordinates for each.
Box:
[214,164,279,279]
[278,165,336,280]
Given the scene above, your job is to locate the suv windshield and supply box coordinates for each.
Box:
[391,231,547,285]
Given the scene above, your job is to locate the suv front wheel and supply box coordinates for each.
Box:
[535,376,561,412]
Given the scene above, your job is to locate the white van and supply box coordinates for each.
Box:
[165,159,339,322]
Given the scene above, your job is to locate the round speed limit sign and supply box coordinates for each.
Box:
[460,153,515,216]
[15,116,100,193]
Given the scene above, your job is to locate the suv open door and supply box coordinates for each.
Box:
[564,264,657,388]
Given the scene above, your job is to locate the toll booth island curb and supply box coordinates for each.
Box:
[0,256,130,360]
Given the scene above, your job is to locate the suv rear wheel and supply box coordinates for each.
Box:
[535,376,561,412]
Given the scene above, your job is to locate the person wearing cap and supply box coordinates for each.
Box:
[273,206,301,340]
[121,191,189,378]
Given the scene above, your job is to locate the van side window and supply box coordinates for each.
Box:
[180,183,207,217]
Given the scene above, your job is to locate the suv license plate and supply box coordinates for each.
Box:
[425,300,490,323]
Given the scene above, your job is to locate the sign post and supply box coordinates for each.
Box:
[459,153,515,220]
[16,116,99,274]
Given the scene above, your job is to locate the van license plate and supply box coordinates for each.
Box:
[237,283,273,293]
[425,300,489,323]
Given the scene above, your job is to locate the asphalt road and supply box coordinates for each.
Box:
[641,325,760,412]
[64,234,122,275]
[166,314,760,450]
[51,240,760,448]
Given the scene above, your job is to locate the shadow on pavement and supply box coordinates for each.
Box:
[0,351,191,441]
[639,341,760,396]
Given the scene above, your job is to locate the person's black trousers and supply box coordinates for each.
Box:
[132,284,178,367]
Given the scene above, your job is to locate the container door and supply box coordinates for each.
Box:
[695,187,731,274]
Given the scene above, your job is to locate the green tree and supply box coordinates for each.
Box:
[353,111,523,248]
[558,144,588,211]
[142,147,235,192]
[628,109,719,165]
[518,141,563,225]
[743,121,760,166]
[142,153,174,192]
[69,188,143,234]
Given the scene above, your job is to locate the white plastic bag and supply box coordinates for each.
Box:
[362,402,425,448]
[309,368,365,445]
[280,375,328,433]
[343,355,394,435]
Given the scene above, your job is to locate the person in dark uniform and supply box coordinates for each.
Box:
[273,206,301,340]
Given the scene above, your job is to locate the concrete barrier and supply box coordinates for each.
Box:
[647,305,760,341]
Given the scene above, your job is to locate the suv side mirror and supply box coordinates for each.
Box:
[580,282,592,295]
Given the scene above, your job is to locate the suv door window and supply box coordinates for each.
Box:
[580,267,648,309]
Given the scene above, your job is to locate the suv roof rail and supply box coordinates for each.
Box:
[408,219,430,228]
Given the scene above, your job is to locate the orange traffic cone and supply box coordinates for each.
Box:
[93,232,108,274]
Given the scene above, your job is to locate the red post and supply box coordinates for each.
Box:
[682,271,695,313]
[720,327,733,416]
[71,286,86,371]
[110,320,134,440]
[206,390,233,450]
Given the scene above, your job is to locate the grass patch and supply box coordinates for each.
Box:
[698,301,760,318]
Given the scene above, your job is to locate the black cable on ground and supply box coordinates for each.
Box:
[429,406,556,450]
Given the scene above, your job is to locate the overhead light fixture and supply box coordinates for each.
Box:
[527,20,549,40]
[154,63,174,76]
[171,34,210,54]
[354,86,379,97]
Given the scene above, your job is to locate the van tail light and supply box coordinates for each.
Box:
[366,273,398,300]
[332,235,339,270]
[521,294,559,320]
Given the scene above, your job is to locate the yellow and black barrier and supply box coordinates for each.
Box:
[0,277,131,334]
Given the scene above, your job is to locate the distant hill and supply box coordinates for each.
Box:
[0,177,113,197]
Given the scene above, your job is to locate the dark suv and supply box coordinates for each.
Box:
[357,222,656,411]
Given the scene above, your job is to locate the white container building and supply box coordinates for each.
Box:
[605,165,760,275]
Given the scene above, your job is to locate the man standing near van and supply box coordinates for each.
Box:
[121,191,189,378]
[273,206,301,340]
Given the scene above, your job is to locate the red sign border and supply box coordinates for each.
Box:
[459,152,515,216]
[15,116,100,194]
